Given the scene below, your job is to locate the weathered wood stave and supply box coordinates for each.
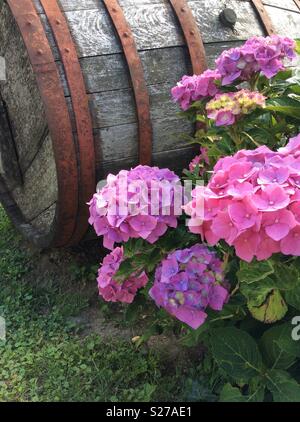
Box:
[0,0,300,247]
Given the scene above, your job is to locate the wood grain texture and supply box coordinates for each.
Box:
[39,0,267,60]
[0,0,15,55]
[265,5,300,37]
[12,134,58,223]
[0,98,22,192]
[30,203,56,233]
[38,1,300,62]
[93,118,194,163]
[33,0,300,14]
[262,0,299,12]
[0,2,48,173]
[58,41,242,97]
[80,83,180,129]
[100,144,199,180]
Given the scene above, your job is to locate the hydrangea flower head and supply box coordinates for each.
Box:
[206,89,266,127]
[171,69,221,110]
[184,134,300,262]
[97,247,148,303]
[149,244,228,329]
[89,165,180,249]
[216,35,296,85]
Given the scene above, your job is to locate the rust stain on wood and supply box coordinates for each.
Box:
[293,0,300,11]
[169,0,208,75]
[40,0,96,246]
[250,0,276,35]
[7,0,79,247]
[103,0,153,166]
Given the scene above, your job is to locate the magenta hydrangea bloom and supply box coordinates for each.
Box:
[149,244,228,329]
[206,89,266,127]
[171,69,221,111]
[97,247,148,303]
[184,134,300,262]
[189,147,210,175]
[88,165,180,250]
[216,35,296,85]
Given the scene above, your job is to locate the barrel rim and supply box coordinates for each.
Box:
[5,0,80,247]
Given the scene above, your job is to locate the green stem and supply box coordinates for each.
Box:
[250,73,260,91]
[210,314,235,323]
[229,125,242,148]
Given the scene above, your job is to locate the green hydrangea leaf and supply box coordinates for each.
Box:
[247,377,265,402]
[237,260,274,284]
[266,370,300,402]
[211,327,263,382]
[276,325,300,359]
[219,384,245,402]
[240,277,275,307]
[260,324,297,370]
[273,263,299,291]
[248,290,288,324]
[266,97,300,120]
[285,283,300,311]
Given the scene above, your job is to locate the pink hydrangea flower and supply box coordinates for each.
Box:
[184,133,300,262]
[189,147,210,176]
[206,89,266,127]
[216,35,296,85]
[149,244,229,329]
[97,247,148,303]
[88,166,180,249]
[171,69,221,110]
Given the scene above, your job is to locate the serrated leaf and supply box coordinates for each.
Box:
[276,324,300,359]
[240,277,275,307]
[237,260,274,284]
[273,263,299,291]
[285,283,300,311]
[210,327,263,382]
[266,370,300,402]
[260,324,297,370]
[219,384,245,402]
[248,290,288,324]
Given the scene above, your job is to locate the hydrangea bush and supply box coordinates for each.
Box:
[90,36,300,402]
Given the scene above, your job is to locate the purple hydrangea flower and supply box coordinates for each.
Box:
[97,247,148,303]
[216,35,296,85]
[149,244,229,329]
[171,69,221,110]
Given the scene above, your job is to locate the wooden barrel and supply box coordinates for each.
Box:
[0,0,300,248]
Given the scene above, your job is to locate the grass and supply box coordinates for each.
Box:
[0,207,215,402]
